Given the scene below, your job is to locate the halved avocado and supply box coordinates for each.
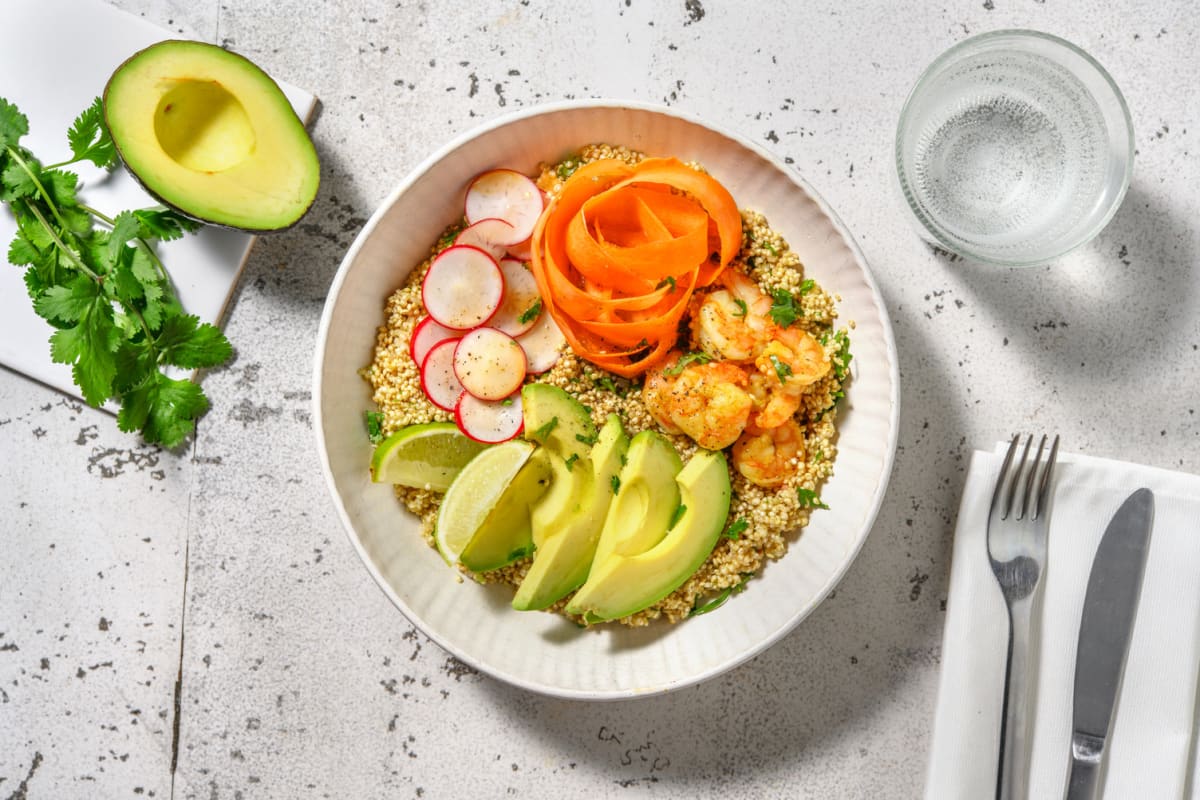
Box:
[103,40,320,232]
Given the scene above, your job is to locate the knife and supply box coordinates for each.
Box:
[1064,487,1155,800]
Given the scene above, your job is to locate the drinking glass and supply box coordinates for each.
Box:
[895,30,1133,266]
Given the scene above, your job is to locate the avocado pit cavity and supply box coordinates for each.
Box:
[154,79,255,173]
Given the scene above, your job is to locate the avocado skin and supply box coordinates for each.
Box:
[565,449,731,622]
[103,40,320,233]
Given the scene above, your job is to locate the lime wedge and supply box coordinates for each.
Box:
[370,422,488,491]
[436,439,535,564]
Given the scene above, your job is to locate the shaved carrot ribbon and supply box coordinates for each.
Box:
[530,157,741,377]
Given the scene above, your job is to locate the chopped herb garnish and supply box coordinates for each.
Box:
[732,298,748,318]
[723,517,749,540]
[518,298,543,325]
[813,449,824,463]
[768,288,801,327]
[655,275,677,292]
[564,453,580,472]
[556,158,581,181]
[662,351,712,376]
[575,432,598,446]
[668,504,688,530]
[800,278,815,294]
[831,329,853,380]
[689,575,751,617]
[610,474,621,495]
[365,410,385,444]
[797,487,829,509]
[531,416,558,442]
[769,354,792,381]
[501,397,514,406]
[593,375,626,397]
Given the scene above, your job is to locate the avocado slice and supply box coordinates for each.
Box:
[513,415,629,611]
[103,40,320,232]
[565,449,731,622]
[522,383,596,461]
[588,430,682,571]
[458,450,552,572]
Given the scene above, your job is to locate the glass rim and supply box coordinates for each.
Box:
[894,28,1135,267]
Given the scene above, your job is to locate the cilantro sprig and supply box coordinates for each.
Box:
[1,97,231,448]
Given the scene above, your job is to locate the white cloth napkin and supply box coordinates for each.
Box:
[926,444,1200,799]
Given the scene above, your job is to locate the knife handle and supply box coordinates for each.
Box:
[1064,732,1104,800]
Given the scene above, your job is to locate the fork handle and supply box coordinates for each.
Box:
[997,596,1038,800]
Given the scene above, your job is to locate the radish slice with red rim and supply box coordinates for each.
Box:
[453,328,528,401]
[410,316,465,368]
[464,169,544,246]
[518,308,567,374]
[455,218,513,263]
[488,258,543,337]
[419,339,466,412]
[455,391,524,444]
[421,245,504,330]
[506,236,533,261]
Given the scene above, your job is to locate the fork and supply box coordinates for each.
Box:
[987,433,1061,800]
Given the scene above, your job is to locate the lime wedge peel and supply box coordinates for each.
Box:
[370,421,488,491]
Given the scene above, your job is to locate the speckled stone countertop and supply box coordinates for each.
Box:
[2,1,1197,797]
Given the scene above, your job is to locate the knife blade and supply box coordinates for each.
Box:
[1064,487,1155,800]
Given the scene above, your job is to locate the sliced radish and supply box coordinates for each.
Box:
[455,391,525,444]
[464,169,544,246]
[518,308,567,374]
[410,316,466,368]
[488,258,543,337]
[453,328,528,401]
[506,236,533,261]
[422,245,504,330]
[420,339,466,412]
[455,218,514,262]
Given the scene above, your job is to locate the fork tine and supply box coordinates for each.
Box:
[991,434,1022,516]
[1004,435,1033,520]
[1019,435,1047,520]
[1031,434,1060,521]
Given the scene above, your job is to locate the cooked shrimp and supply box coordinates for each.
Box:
[732,417,805,488]
[642,351,753,450]
[748,329,831,428]
[692,270,774,361]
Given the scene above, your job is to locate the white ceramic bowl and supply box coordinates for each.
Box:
[313,101,899,700]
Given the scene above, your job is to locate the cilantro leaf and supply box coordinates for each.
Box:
[33,274,95,324]
[796,487,829,510]
[0,97,30,150]
[732,298,748,318]
[662,351,712,376]
[768,353,792,381]
[1,157,38,201]
[723,518,748,540]
[518,298,542,325]
[49,292,120,407]
[106,210,142,264]
[134,208,200,241]
[66,97,117,169]
[155,313,234,369]
[768,288,801,327]
[117,372,209,447]
[531,416,558,442]
[364,410,385,444]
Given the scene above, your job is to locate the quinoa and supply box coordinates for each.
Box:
[365,145,852,627]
